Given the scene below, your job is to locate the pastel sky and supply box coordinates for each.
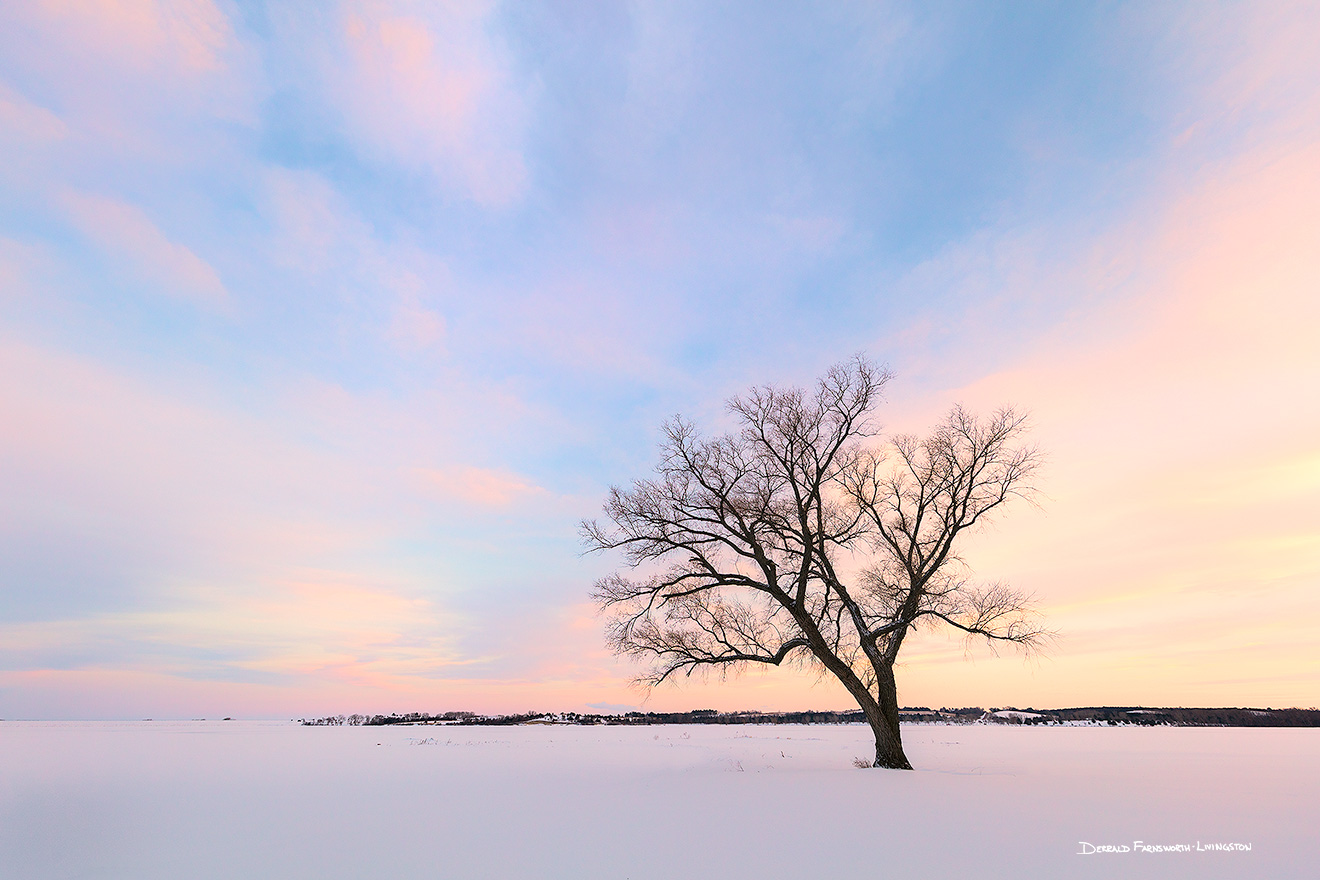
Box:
[2,1,1318,719]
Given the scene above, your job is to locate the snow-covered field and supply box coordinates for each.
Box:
[2,721,1314,879]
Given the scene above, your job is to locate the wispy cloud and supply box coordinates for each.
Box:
[302,0,529,206]
[60,190,229,310]
[0,83,67,144]
[412,466,548,509]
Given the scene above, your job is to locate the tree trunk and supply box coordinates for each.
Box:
[868,663,912,770]
[803,627,913,769]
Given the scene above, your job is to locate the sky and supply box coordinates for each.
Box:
[1,1,1318,719]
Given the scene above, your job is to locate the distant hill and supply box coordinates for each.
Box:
[300,706,1320,727]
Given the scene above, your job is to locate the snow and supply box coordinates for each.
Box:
[1,721,1314,879]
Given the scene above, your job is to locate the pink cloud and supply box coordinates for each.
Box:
[413,466,549,509]
[0,239,54,306]
[262,170,361,272]
[327,1,528,206]
[60,190,229,310]
[0,0,255,166]
[388,276,447,353]
[1157,1,1320,133]
[0,84,67,144]
[32,0,234,74]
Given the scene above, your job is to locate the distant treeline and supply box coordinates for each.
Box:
[299,706,1320,727]
[997,706,1320,727]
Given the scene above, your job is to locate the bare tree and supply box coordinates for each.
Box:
[583,356,1048,769]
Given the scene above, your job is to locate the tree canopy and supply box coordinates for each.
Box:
[584,356,1047,769]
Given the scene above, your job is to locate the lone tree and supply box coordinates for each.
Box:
[583,357,1048,769]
